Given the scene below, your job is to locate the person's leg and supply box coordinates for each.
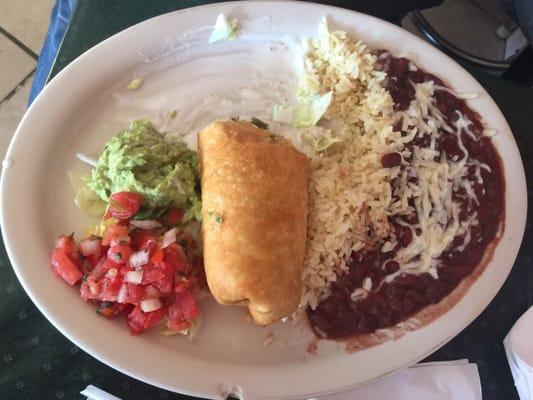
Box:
[28,0,77,105]
[513,0,533,41]
[500,0,533,41]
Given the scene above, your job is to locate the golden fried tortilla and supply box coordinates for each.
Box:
[198,120,309,325]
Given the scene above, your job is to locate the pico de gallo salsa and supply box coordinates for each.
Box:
[50,191,204,335]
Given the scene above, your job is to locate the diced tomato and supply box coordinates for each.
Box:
[96,302,129,318]
[140,264,162,285]
[79,238,102,258]
[81,275,141,306]
[130,230,157,252]
[98,275,123,302]
[119,265,132,275]
[81,264,123,302]
[176,291,200,321]
[51,217,204,336]
[163,243,188,273]
[56,235,83,266]
[166,318,190,332]
[80,259,94,275]
[104,192,143,220]
[174,278,193,294]
[121,283,145,304]
[143,284,162,299]
[127,305,166,335]
[50,248,83,285]
[166,303,184,330]
[107,245,132,264]
[80,276,98,301]
[87,254,102,268]
[164,207,184,225]
[149,244,164,264]
[102,224,130,247]
[142,262,174,295]
[56,235,77,254]
[102,258,122,273]
[167,290,199,330]
[105,267,119,279]
[89,258,118,281]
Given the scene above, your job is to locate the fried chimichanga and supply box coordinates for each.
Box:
[198,120,309,325]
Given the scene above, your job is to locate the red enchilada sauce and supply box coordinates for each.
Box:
[307,53,505,339]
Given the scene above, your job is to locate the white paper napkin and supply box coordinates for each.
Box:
[82,360,481,400]
[81,385,122,400]
[311,359,482,400]
[504,306,533,400]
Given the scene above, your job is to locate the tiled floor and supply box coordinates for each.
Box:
[0,0,54,159]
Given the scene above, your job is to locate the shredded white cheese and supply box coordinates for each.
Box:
[298,20,489,310]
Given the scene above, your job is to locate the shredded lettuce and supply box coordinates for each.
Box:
[85,217,118,238]
[126,78,143,90]
[273,19,342,128]
[67,171,107,217]
[294,92,333,128]
[272,105,293,125]
[184,198,202,224]
[301,128,343,153]
[208,13,238,44]
[273,91,332,128]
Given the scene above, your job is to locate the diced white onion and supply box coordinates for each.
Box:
[79,238,101,256]
[76,153,97,167]
[162,228,178,248]
[140,298,162,312]
[117,284,127,303]
[130,220,162,229]
[129,250,149,268]
[124,270,143,284]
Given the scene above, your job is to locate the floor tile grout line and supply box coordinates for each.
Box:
[0,26,39,61]
[0,69,36,107]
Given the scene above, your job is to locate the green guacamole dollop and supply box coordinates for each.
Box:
[89,120,201,221]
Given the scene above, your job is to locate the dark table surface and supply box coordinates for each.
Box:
[2,1,532,399]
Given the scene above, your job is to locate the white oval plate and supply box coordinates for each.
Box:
[1,1,527,399]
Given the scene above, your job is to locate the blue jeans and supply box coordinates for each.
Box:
[28,0,77,105]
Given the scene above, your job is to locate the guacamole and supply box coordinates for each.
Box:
[89,120,201,221]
